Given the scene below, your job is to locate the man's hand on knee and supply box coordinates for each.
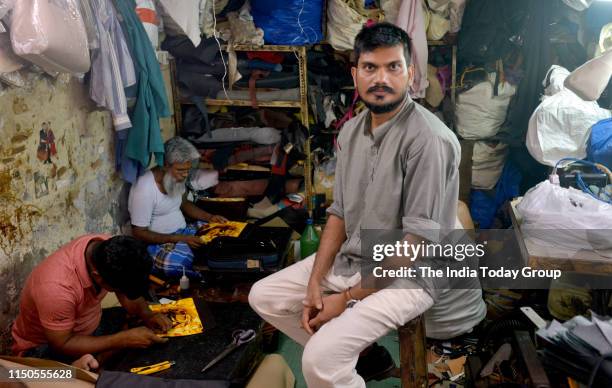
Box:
[307,293,348,332]
[301,280,323,335]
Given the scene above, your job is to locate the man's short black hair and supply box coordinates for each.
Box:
[92,236,152,300]
[353,22,412,65]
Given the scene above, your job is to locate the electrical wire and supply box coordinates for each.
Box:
[553,157,612,204]
[212,0,229,100]
[290,0,307,63]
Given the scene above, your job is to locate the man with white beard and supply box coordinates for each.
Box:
[128,137,227,278]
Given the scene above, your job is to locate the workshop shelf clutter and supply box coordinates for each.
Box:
[2,1,612,388]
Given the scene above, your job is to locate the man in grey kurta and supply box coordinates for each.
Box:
[249,22,485,388]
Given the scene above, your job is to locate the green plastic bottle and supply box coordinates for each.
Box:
[300,219,320,260]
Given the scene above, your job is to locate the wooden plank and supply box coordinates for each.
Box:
[398,315,427,388]
[458,139,474,206]
[451,44,457,127]
[514,331,551,388]
[168,58,181,134]
[222,44,305,52]
[181,98,302,108]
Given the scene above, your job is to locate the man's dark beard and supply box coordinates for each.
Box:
[364,94,405,114]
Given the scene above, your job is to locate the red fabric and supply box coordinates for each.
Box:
[11,234,110,355]
[334,90,360,131]
[246,52,284,64]
[249,70,270,108]
[271,153,288,175]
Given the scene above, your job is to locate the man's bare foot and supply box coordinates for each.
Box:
[72,354,99,371]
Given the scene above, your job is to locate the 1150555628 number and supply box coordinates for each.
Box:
[3,368,74,381]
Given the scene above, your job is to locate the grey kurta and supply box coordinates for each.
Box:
[327,96,461,284]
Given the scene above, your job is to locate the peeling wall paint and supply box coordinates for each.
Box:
[0,77,122,353]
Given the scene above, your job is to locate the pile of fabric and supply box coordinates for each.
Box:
[326,0,466,100]
[185,108,307,218]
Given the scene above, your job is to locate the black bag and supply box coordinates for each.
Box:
[458,0,529,67]
[197,225,293,271]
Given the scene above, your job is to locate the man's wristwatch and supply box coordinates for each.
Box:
[343,288,359,308]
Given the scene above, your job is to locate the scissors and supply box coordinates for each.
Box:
[201,329,256,373]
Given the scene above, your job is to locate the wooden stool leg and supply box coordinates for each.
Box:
[399,315,427,388]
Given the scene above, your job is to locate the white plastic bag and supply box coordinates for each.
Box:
[526,89,611,167]
[517,181,612,254]
[157,0,201,47]
[11,0,90,74]
[543,65,570,97]
[455,73,516,139]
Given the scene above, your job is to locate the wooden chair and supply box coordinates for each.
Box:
[397,201,474,387]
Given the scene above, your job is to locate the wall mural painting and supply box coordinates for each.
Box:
[36,122,57,164]
[33,171,49,199]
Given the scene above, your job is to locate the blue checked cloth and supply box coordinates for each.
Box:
[147,222,204,279]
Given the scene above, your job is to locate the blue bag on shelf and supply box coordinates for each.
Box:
[470,161,522,229]
[251,0,323,45]
[587,118,612,169]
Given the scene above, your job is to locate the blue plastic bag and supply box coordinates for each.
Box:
[470,190,497,229]
[587,118,612,169]
[251,0,323,45]
[470,161,522,229]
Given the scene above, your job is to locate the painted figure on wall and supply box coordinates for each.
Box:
[33,171,49,199]
[37,122,57,164]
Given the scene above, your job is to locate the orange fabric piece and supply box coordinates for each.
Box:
[136,7,158,25]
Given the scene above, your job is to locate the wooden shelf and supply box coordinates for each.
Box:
[182,98,301,108]
[222,44,306,52]
[174,44,312,210]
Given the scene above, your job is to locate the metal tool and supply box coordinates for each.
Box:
[201,329,256,373]
[130,360,175,375]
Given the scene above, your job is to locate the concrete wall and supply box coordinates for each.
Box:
[0,77,122,353]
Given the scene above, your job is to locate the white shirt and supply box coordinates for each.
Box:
[128,170,186,234]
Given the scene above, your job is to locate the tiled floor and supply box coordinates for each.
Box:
[276,332,402,388]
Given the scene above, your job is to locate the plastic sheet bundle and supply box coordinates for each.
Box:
[251,0,323,45]
[11,0,90,74]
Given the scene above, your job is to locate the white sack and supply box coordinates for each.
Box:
[11,0,90,74]
[526,88,611,167]
[455,73,516,139]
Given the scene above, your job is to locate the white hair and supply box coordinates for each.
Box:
[164,137,200,165]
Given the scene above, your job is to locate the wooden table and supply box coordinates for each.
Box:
[509,198,612,275]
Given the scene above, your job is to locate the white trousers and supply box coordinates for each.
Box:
[248,254,434,388]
